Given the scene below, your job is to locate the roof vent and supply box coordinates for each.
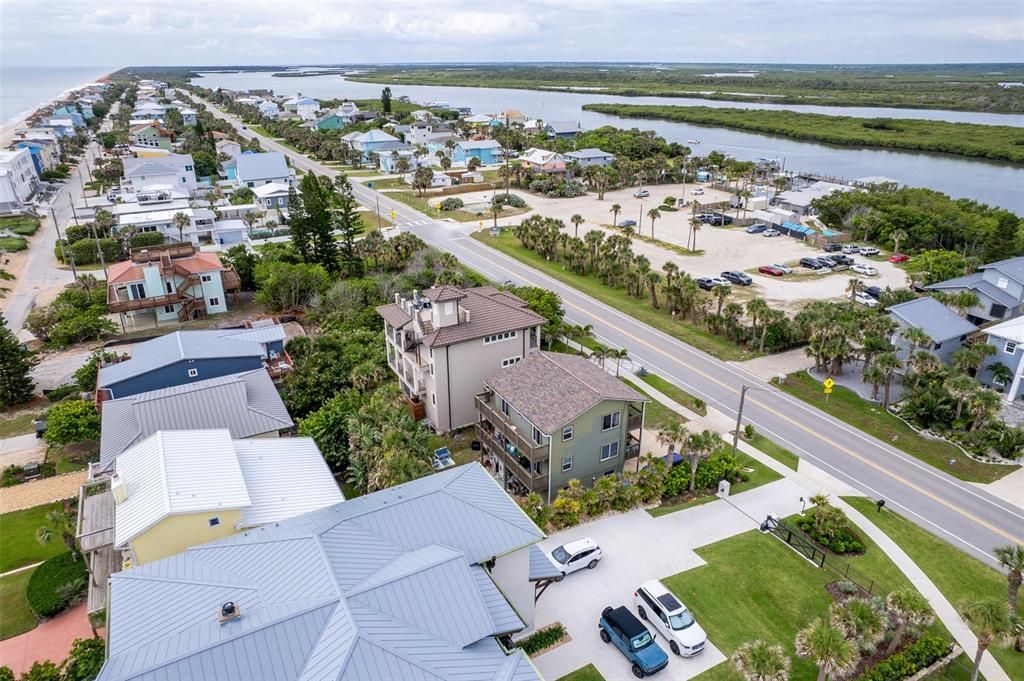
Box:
[218,601,241,624]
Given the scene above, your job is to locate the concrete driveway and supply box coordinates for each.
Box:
[531,478,807,681]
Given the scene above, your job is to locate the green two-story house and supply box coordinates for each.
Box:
[475,352,647,502]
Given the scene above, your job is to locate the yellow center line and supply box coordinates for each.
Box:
[467,246,1024,546]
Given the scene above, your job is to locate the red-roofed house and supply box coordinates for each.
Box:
[107,243,241,326]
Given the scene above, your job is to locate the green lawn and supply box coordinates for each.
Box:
[0,568,37,639]
[619,376,684,430]
[648,451,782,517]
[844,496,1024,680]
[0,502,67,573]
[741,432,800,470]
[363,176,406,189]
[473,230,755,361]
[0,410,44,438]
[776,372,1017,484]
[636,373,707,416]
[556,665,606,681]
[669,527,919,681]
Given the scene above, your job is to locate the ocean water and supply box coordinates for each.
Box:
[0,66,116,125]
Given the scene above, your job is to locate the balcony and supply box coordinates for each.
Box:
[107,289,185,313]
[475,393,548,463]
[477,428,549,497]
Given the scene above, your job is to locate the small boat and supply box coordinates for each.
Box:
[687,139,700,144]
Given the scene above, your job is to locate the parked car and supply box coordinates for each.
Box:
[800,256,826,270]
[618,219,638,228]
[634,188,650,198]
[889,254,911,263]
[634,580,708,657]
[770,262,793,274]
[549,538,602,580]
[758,265,785,277]
[599,606,670,678]
[864,285,883,300]
[695,213,716,223]
[842,244,860,254]
[851,263,878,276]
[823,242,842,252]
[762,229,781,237]
[745,223,767,234]
[721,271,752,286]
[708,215,733,226]
[830,254,854,266]
[696,276,729,291]
[854,291,880,308]
[859,246,880,256]
[818,255,841,268]
[691,188,704,195]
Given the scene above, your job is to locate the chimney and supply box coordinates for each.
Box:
[218,601,241,624]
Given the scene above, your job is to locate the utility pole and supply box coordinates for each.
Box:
[731,384,750,458]
[50,206,78,281]
[67,193,80,226]
[88,219,108,280]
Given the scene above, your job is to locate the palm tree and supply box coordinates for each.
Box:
[885,589,935,655]
[647,207,661,238]
[891,229,908,256]
[37,500,80,560]
[994,544,1024,614]
[901,327,932,358]
[689,217,702,251]
[874,352,901,408]
[731,640,791,681]
[173,211,191,243]
[862,364,886,401]
[988,362,1013,390]
[945,374,977,421]
[656,420,689,455]
[608,347,629,377]
[570,213,584,238]
[830,598,886,653]
[794,618,857,681]
[684,429,722,492]
[845,277,864,302]
[646,270,662,309]
[610,203,622,226]
[968,388,1001,431]
[714,284,732,316]
[952,291,981,316]
[959,598,1014,681]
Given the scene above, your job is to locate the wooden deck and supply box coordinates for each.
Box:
[77,486,118,614]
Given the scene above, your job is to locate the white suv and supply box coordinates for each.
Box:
[549,538,602,580]
[634,580,708,656]
[854,291,879,308]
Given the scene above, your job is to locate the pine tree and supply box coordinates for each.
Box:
[0,314,36,408]
[287,185,312,262]
[301,174,340,273]
[333,174,365,277]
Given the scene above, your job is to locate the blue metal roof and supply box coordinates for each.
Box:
[98,463,543,681]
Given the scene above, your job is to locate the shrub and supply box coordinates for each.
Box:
[68,237,119,265]
[694,451,739,490]
[743,423,756,439]
[493,193,526,208]
[0,236,27,251]
[516,624,567,655]
[664,463,691,498]
[129,232,165,248]
[64,225,92,244]
[857,634,952,681]
[662,195,676,206]
[26,552,88,617]
[10,221,39,236]
[62,637,107,681]
[439,197,465,211]
[45,384,79,402]
[795,508,866,554]
[2,464,24,487]
[837,580,859,595]
[43,399,100,445]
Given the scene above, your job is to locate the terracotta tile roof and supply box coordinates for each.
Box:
[106,253,223,285]
[424,287,545,348]
[484,352,647,434]
[376,303,412,328]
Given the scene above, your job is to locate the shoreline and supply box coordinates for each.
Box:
[0,70,115,147]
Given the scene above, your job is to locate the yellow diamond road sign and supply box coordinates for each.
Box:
[823,377,835,390]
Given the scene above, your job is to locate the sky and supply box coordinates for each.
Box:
[1,0,1022,68]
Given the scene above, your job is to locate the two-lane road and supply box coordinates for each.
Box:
[204,98,1023,569]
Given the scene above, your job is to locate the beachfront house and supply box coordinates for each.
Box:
[13,139,58,175]
[453,139,503,165]
[0,148,40,210]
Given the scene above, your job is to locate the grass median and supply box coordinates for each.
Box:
[647,451,781,517]
[775,371,1017,484]
[844,496,1023,680]
[635,372,707,416]
[472,230,756,362]
[739,432,800,470]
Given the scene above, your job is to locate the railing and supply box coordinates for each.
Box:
[107,291,184,313]
[475,394,548,462]
[627,414,643,431]
[221,269,241,292]
[130,242,195,263]
[478,427,548,494]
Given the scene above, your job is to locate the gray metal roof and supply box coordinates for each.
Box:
[485,351,648,434]
[236,152,289,181]
[565,147,614,160]
[99,369,293,468]
[983,255,1024,285]
[98,328,282,387]
[123,154,194,177]
[926,273,1020,308]
[528,545,562,581]
[545,121,579,134]
[98,463,543,681]
[888,297,978,342]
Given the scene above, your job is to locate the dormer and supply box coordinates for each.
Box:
[430,287,466,329]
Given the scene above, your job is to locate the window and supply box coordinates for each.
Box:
[501,398,510,416]
[201,274,212,282]
[601,441,619,461]
[188,368,199,378]
[247,181,255,188]
[562,425,574,441]
[996,276,1009,289]
[532,426,544,445]
[431,393,436,405]
[129,283,146,299]
[209,297,220,306]
[1006,341,1018,354]
[277,197,284,206]
[502,356,521,367]
[208,517,220,527]
[602,411,621,431]
[991,304,1008,318]
[181,176,187,183]
[484,330,517,344]
[429,364,434,376]
[163,305,175,314]
[165,281,173,294]
[265,199,273,208]
[561,456,573,472]
[933,342,942,350]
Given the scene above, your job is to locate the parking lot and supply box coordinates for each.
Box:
[455,181,907,313]
[530,478,806,681]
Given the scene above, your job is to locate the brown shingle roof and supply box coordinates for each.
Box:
[376,303,412,328]
[425,287,545,348]
[484,352,647,434]
[427,286,466,303]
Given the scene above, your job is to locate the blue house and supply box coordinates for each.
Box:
[52,106,86,128]
[544,121,580,139]
[14,141,50,175]
[453,139,502,165]
[96,325,288,399]
[341,129,402,161]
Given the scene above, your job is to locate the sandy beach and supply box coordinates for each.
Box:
[0,72,113,147]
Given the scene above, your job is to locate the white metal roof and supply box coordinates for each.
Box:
[984,316,1024,344]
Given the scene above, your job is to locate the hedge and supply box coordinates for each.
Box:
[26,551,88,617]
[795,511,866,554]
[857,634,953,681]
[516,623,567,655]
[0,236,27,251]
[67,238,120,265]
[130,232,165,248]
[439,197,465,211]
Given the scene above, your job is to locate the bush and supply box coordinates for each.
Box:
[64,225,92,244]
[858,634,952,681]
[493,193,526,208]
[62,637,106,681]
[439,197,465,211]
[68,237,119,265]
[43,399,100,445]
[9,221,39,236]
[794,508,866,554]
[693,451,738,490]
[129,232,165,248]
[516,624,567,655]
[664,463,691,498]
[45,384,79,402]
[26,552,87,617]
[0,236,27,251]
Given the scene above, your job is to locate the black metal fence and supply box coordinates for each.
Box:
[761,515,886,596]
